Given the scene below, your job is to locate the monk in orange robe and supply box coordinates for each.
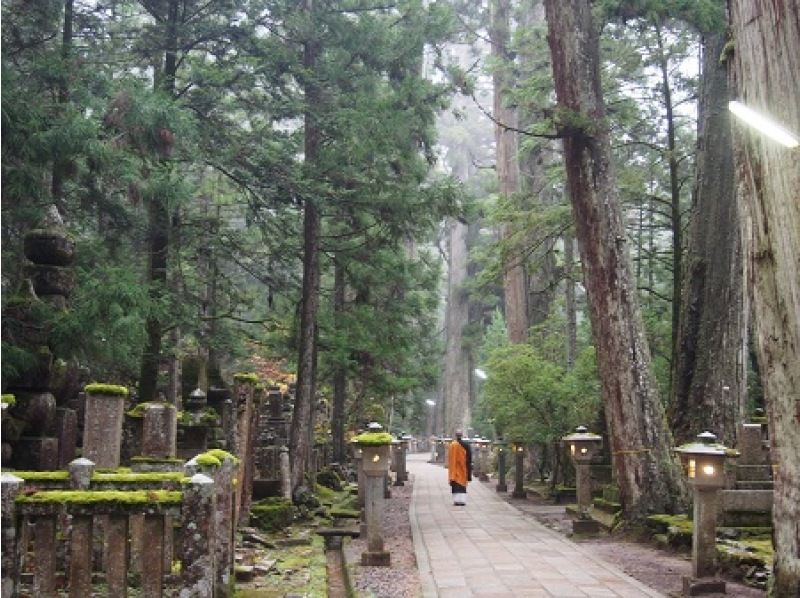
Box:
[448,430,472,505]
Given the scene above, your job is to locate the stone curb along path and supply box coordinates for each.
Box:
[408,453,665,598]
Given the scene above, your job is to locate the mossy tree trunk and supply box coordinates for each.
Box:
[543,0,686,520]
[728,1,800,593]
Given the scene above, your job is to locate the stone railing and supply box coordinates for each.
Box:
[2,452,238,598]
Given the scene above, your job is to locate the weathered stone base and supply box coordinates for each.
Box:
[15,437,58,470]
[572,518,600,534]
[361,551,390,566]
[682,576,726,596]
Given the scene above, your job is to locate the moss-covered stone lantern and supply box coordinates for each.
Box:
[675,431,737,595]
[563,425,603,463]
[493,438,508,492]
[353,423,391,566]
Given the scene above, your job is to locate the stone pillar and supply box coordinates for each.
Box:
[69,515,93,598]
[56,407,78,467]
[738,423,766,465]
[69,457,95,489]
[360,444,391,566]
[478,445,489,482]
[142,515,165,598]
[33,515,57,596]
[82,385,128,468]
[576,460,593,516]
[496,446,508,493]
[693,488,721,579]
[512,446,526,498]
[2,474,23,598]
[142,403,177,458]
[181,473,216,597]
[105,515,129,597]
[280,446,292,501]
[393,442,407,486]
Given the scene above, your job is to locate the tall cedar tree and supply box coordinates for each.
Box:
[542,0,686,520]
[728,0,800,593]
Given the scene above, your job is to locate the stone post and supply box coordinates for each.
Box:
[82,384,128,468]
[478,444,489,482]
[181,473,216,597]
[2,474,23,598]
[142,515,165,598]
[142,403,177,458]
[737,423,766,465]
[33,515,57,596]
[496,444,508,493]
[280,446,292,501]
[56,407,78,467]
[69,457,95,489]
[512,445,527,498]
[105,515,129,597]
[393,440,407,486]
[359,444,391,566]
[69,515,93,597]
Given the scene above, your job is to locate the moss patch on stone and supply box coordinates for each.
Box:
[126,401,173,418]
[92,472,185,483]
[194,453,222,467]
[177,407,219,426]
[251,497,294,532]
[84,383,129,397]
[16,489,182,505]
[233,372,259,384]
[203,448,239,465]
[1,394,16,406]
[646,513,693,549]
[353,431,393,446]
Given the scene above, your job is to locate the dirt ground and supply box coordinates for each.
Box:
[508,493,767,598]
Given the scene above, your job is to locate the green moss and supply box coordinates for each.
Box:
[250,497,294,532]
[328,508,360,519]
[1,394,16,406]
[130,456,184,464]
[719,39,735,65]
[195,453,222,467]
[92,472,185,483]
[353,431,393,446]
[84,383,129,397]
[8,471,69,481]
[16,489,182,505]
[204,449,239,465]
[233,372,259,384]
[127,401,172,418]
[177,407,219,426]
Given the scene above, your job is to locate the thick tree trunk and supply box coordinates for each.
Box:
[442,218,471,436]
[728,1,800,593]
[670,31,747,446]
[290,3,322,495]
[543,0,686,520]
[491,0,528,343]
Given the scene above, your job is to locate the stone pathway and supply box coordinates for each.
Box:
[408,453,665,597]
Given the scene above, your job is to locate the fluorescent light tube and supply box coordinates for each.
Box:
[729,101,799,148]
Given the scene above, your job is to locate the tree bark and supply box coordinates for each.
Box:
[491,0,528,343]
[543,0,686,520]
[289,0,322,495]
[728,1,800,593]
[442,218,471,436]
[670,31,747,446]
[564,232,577,368]
[331,258,347,463]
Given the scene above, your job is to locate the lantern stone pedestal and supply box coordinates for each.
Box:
[358,443,391,567]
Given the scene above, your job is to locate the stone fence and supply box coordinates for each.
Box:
[2,452,238,598]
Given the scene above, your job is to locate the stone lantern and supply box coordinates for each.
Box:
[494,438,508,493]
[563,425,602,533]
[354,424,391,566]
[675,431,736,596]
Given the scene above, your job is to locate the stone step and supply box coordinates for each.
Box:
[735,480,774,490]
[566,504,617,530]
[735,465,773,482]
[592,497,622,515]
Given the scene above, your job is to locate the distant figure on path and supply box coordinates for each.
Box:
[448,430,472,505]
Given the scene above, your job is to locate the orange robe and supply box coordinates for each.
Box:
[448,439,470,490]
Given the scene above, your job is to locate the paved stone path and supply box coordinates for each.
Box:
[408,453,664,597]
